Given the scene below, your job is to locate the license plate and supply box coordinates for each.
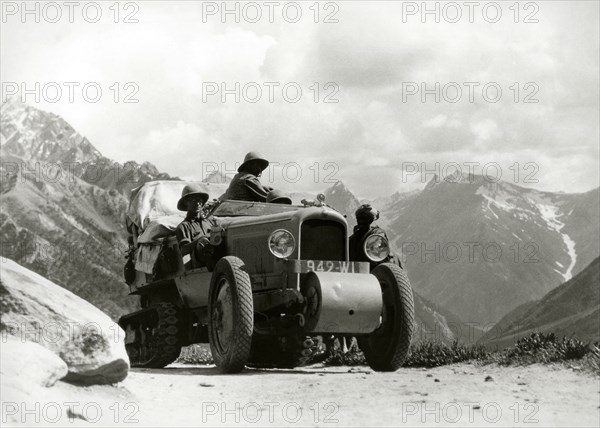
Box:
[302,260,363,273]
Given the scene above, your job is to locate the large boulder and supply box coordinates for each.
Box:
[1,335,68,388]
[0,258,129,385]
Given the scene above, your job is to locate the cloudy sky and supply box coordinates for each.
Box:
[1,1,598,198]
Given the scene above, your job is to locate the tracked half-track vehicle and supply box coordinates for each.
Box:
[119,181,415,373]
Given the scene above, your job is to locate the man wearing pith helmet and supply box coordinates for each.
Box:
[175,183,210,266]
[225,151,274,202]
[349,203,401,269]
[349,204,386,262]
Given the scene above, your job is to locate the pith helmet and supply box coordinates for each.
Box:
[266,189,292,205]
[238,151,269,173]
[355,204,379,223]
[177,184,209,211]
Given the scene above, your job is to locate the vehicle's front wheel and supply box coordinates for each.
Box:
[208,256,254,373]
[358,263,415,371]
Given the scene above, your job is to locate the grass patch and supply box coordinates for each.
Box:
[492,332,600,374]
[319,340,490,367]
[402,340,490,368]
[176,344,213,365]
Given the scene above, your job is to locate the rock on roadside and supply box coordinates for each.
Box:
[1,335,69,388]
[0,258,129,385]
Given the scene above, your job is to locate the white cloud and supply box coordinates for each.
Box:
[471,119,499,142]
[422,114,447,128]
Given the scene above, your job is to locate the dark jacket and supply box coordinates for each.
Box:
[225,172,273,202]
[175,215,206,246]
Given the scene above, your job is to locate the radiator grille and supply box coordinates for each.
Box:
[300,220,345,261]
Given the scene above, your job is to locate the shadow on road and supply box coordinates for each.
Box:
[131,364,371,376]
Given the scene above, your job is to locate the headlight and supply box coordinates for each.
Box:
[268,229,296,258]
[363,234,390,262]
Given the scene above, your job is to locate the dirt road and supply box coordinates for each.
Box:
[3,363,599,427]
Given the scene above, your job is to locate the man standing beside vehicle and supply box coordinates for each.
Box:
[224,152,273,202]
[176,184,211,268]
[349,204,400,269]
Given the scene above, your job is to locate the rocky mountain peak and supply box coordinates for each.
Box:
[1,100,102,165]
[0,96,26,117]
[1,102,179,195]
[323,181,362,223]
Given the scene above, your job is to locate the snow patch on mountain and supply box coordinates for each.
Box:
[476,185,518,213]
[475,183,536,221]
[530,197,577,281]
[475,183,578,282]
[562,235,577,280]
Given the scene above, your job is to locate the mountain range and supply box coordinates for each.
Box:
[315,174,598,326]
[1,100,598,342]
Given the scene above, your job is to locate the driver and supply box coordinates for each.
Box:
[224,152,274,202]
[175,184,211,268]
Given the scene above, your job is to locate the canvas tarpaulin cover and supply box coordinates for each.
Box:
[127,180,211,231]
[127,181,201,272]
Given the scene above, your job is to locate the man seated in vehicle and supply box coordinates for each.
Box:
[224,152,274,202]
[176,184,211,268]
[349,204,398,268]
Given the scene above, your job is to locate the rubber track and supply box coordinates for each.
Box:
[130,302,182,369]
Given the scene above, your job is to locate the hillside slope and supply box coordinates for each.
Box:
[491,257,599,346]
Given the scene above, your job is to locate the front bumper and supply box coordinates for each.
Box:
[295,266,383,335]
